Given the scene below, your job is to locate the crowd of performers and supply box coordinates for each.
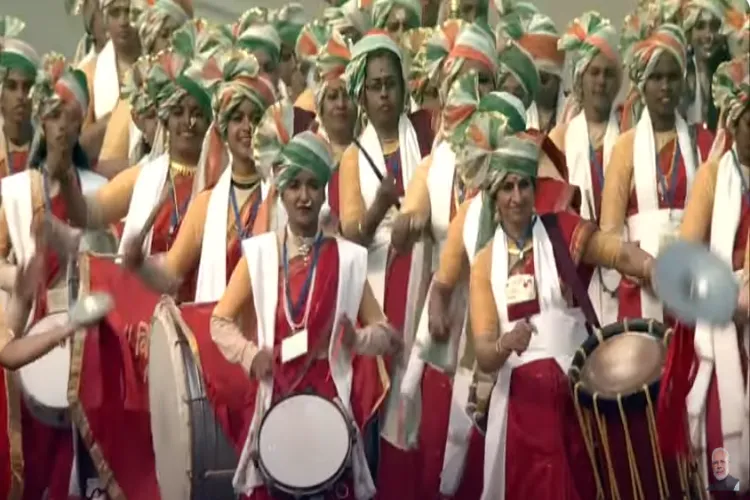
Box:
[0,0,748,498]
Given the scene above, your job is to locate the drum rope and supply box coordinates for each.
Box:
[644,386,670,499]
[616,395,645,500]
[593,394,622,500]
[572,383,605,499]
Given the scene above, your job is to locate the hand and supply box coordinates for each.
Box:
[13,251,45,302]
[42,214,82,261]
[500,320,535,355]
[250,348,273,380]
[375,172,400,210]
[384,327,403,356]
[428,286,451,342]
[340,314,357,349]
[121,235,146,270]
[45,134,73,180]
[391,214,418,254]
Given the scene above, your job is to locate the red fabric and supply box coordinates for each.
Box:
[74,256,162,500]
[589,147,605,218]
[408,109,436,157]
[695,125,715,162]
[8,150,29,175]
[149,173,193,255]
[505,359,596,499]
[0,371,11,499]
[535,177,581,215]
[327,169,340,219]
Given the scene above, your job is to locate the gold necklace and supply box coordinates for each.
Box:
[169,160,197,176]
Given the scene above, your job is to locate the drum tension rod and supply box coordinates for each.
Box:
[202,470,235,478]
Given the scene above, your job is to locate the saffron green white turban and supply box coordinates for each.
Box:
[133,0,191,53]
[323,0,372,40]
[271,3,307,47]
[31,53,89,120]
[236,7,270,31]
[494,0,538,20]
[370,0,422,31]
[0,16,25,40]
[170,18,229,60]
[495,32,539,108]
[0,17,39,81]
[315,30,353,113]
[275,131,335,190]
[712,54,750,131]
[253,100,295,178]
[723,9,749,57]
[237,24,282,66]
[296,20,332,66]
[345,30,407,107]
[499,13,564,77]
[400,27,435,105]
[627,23,688,92]
[149,49,212,121]
[121,54,159,115]
[201,49,277,140]
[680,0,728,32]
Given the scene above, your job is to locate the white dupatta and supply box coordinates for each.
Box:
[688,146,750,490]
[626,109,697,321]
[481,218,588,500]
[93,40,120,120]
[232,233,376,499]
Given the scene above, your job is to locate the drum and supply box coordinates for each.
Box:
[149,299,238,500]
[17,312,71,428]
[569,319,704,500]
[255,393,355,498]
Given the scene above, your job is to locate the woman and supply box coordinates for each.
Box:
[465,116,656,500]
[547,12,622,324]
[270,3,305,103]
[122,49,277,304]
[98,0,192,166]
[57,48,213,287]
[210,131,395,500]
[292,19,331,113]
[337,31,433,497]
[0,53,106,500]
[600,23,709,324]
[676,54,750,494]
[370,0,422,41]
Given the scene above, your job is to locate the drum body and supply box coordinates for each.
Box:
[18,312,71,428]
[256,393,354,498]
[569,318,704,500]
[149,302,237,500]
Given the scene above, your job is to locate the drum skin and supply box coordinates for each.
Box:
[257,393,353,497]
[148,299,237,500]
[18,312,71,428]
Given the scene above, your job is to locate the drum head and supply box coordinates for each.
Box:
[18,313,71,424]
[149,314,192,500]
[258,394,350,491]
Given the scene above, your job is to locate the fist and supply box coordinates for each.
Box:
[391,214,418,253]
[500,320,535,355]
[250,348,274,380]
[376,172,400,209]
[121,236,145,270]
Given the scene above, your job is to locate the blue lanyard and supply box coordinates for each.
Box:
[282,232,323,319]
[168,178,191,235]
[502,215,536,251]
[386,153,400,180]
[229,186,261,240]
[589,141,605,189]
[655,142,681,208]
[731,148,750,207]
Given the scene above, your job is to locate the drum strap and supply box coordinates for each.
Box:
[540,214,601,330]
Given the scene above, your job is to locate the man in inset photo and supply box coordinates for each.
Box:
[709,448,741,492]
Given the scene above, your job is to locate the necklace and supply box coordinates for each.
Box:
[502,216,536,261]
[169,160,197,176]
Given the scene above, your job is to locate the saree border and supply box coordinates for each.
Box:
[5,370,23,499]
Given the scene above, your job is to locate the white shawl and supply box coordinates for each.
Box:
[626,110,697,321]
[688,146,750,490]
[93,40,120,120]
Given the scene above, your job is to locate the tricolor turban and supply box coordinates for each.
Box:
[345,30,407,109]
[423,19,466,87]
[170,18,229,60]
[295,20,332,66]
[370,0,422,31]
[133,0,191,53]
[0,19,39,81]
[495,33,539,108]
[314,30,353,114]
[31,53,89,121]
[200,48,277,140]
[712,54,750,130]
[494,0,538,19]
[400,27,435,105]
[236,7,270,31]
[323,0,372,41]
[681,0,727,32]
[275,131,335,191]
[120,54,159,115]
[271,3,307,48]
[500,13,565,77]
[253,100,296,178]
[149,49,212,121]
[723,9,749,57]
[237,24,282,66]
[558,12,620,116]
[627,22,688,91]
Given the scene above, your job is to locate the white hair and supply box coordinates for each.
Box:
[712,447,730,461]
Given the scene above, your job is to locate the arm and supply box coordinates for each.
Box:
[679,160,718,242]
[0,208,15,292]
[351,281,397,356]
[401,155,432,229]
[433,198,471,289]
[136,191,208,294]
[583,229,654,284]
[0,322,75,371]
[210,257,258,375]
[598,133,634,235]
[470,244,511,373]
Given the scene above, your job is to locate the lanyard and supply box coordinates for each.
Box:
[168,175,191,235]
[229,185,261,240]
[282,231,323,320]
[386,153,400,181]
[655,141,681,208]
[589,141,605,189]
[502,215,536,256]
[731,148,750,207]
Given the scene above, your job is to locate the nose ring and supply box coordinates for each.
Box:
[189,116,196,128]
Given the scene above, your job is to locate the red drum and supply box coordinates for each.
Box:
[569,319,705,500]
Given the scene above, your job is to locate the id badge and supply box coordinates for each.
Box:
[281,329,308,363]
[505,274,536,305]
[658,221,679,254]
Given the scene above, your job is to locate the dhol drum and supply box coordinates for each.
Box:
[255,392,356,498]
[569,318,704,500]
[149,299,238,500]
[17,311,71,428]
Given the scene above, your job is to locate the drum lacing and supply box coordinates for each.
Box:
[616,394,645,500]
[592,393,621,500]
[84,487,107,500]
[643,386,671,499]
[572,383,605,499]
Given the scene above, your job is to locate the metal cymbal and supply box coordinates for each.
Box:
[69,292,114,327]
[654,240,739,325]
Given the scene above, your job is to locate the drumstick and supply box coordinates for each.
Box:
[135,186,171,244]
